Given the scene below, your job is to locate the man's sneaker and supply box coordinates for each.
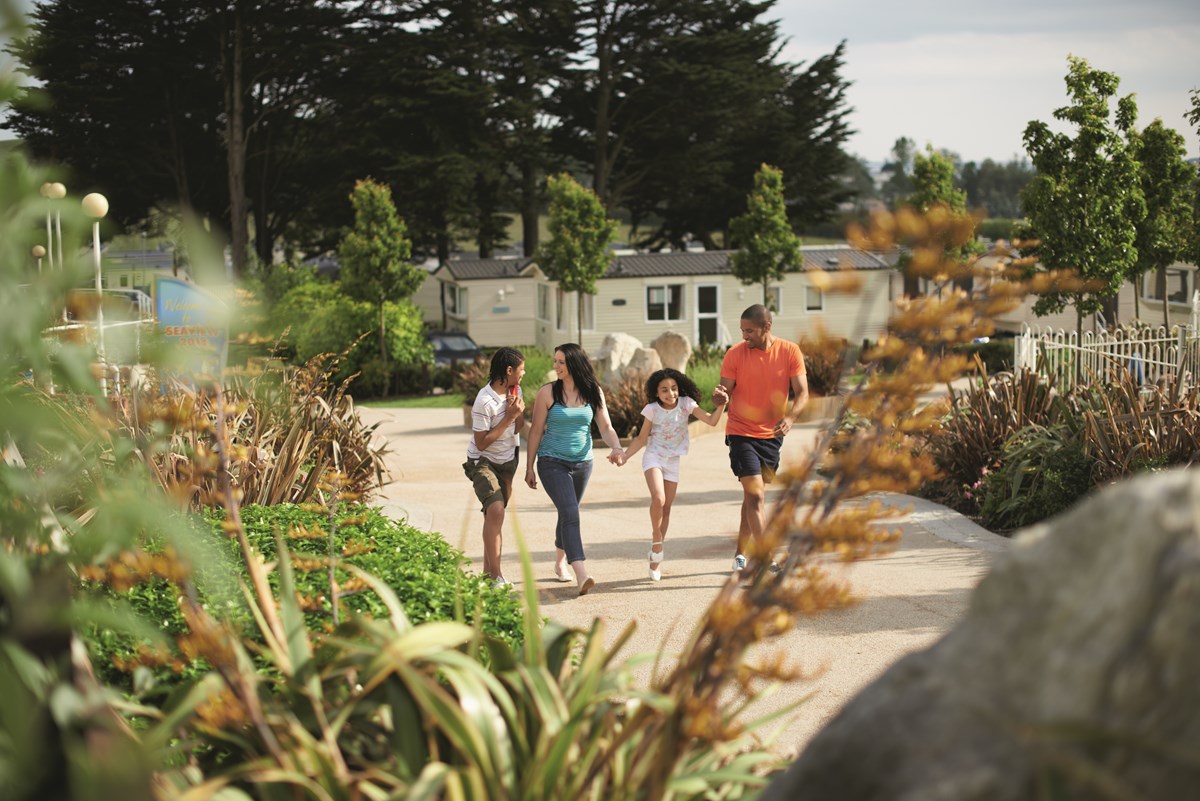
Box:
[491,575,512,589]
[732,554,747,572]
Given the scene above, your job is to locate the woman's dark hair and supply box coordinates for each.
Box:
[645,368,700,406]
[552,343,603,411]
[488,347,524,385]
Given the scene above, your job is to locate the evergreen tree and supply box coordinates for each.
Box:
[1020,56,1145,335]
[729,163,800,309]
[492,0,579,256]
[338,179,419,371]
[535,173,618,343]
[6,0,354,276]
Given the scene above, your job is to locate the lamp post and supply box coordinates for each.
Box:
[82,192,110,396]
[32,245,46,273]
[48,182,67,270]
[39,182,55,272]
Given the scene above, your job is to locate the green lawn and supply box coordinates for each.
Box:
[359,392,467,409]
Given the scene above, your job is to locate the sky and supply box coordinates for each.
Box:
[772,0,1200,165]
[4,0,1199,165]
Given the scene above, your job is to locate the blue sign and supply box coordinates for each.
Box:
[156,278,228,377]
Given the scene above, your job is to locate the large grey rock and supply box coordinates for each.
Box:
[651,330,692,372]
[623,347,663,381]
[762,469,1200,801]
[591,333,644,385]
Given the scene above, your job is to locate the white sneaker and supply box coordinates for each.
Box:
[732,554,747,572]
[648,544,664,582]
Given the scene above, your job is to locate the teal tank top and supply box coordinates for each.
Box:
[538,403,594,462]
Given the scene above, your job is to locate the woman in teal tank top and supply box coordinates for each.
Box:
[524,343,626,595]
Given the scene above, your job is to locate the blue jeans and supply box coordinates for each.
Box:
[537,456,593,564]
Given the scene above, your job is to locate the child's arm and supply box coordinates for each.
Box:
[690,390,727,427]
[617,416,652,464]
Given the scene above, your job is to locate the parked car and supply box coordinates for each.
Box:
[426,331,482,366]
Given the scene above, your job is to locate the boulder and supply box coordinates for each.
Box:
[591,333,644,385]
[651,330,692,372]
[623,347,663,382]
[762,468,1200,801]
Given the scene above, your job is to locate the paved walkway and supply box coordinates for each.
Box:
[358,404,1009,754]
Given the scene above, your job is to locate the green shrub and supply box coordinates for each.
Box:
[86,504,524,691]
[977,218,1017,241]
[272,280,432,395]
[979,424,1093,532]
[954,339,1014,374]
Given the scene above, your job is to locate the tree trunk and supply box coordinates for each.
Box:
[1075,308,1083,386]
[221,5,248,279]
[577,292,584,346]
[592,9,614,206]
[380,302,388,368]
[1159,267,1170,328]
[520,162,539,256]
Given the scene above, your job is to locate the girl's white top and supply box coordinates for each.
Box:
[641,397,697,458]
[467,384,521,462]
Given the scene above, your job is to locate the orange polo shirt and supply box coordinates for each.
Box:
[720,338,806,438]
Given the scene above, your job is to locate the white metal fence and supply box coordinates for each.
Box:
[1015,322,1200,392]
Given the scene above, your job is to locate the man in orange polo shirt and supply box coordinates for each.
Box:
[715,304,808,573]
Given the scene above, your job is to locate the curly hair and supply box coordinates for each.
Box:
[645,368,700,406]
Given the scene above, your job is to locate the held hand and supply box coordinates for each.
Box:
[712,385,729,405]
[607,450,625,466]
[506,393,526,419]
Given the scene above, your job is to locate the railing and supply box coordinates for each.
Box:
[1015,322,1200,392]
[41,319,155,396]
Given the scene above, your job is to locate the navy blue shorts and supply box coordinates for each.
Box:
[726,435,782,480]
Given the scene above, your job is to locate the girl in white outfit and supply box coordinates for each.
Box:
[617,368,727,580]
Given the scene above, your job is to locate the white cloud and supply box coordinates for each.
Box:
[781,23,1200,164]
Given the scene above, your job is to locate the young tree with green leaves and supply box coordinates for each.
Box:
[535,173,618,343]
[1127,119,1196,325]
[729,163,801,310]
[907,145,983,295]
[1020,56,1145,337]
[1185,89,1200,270]
[338,179,420,371]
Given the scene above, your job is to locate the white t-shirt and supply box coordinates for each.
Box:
[467,384,521,462]
[641,397,698,459]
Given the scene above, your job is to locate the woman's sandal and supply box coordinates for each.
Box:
[553,562,573,583]
[578,576,595,596]
[648,543,664,582]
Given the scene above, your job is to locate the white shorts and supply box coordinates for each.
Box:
[642,452,681,483]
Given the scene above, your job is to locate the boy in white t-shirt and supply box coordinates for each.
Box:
[463,347,526,584]
[616,368,727,580]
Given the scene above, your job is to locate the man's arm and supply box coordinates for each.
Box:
[773,372,809,438]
